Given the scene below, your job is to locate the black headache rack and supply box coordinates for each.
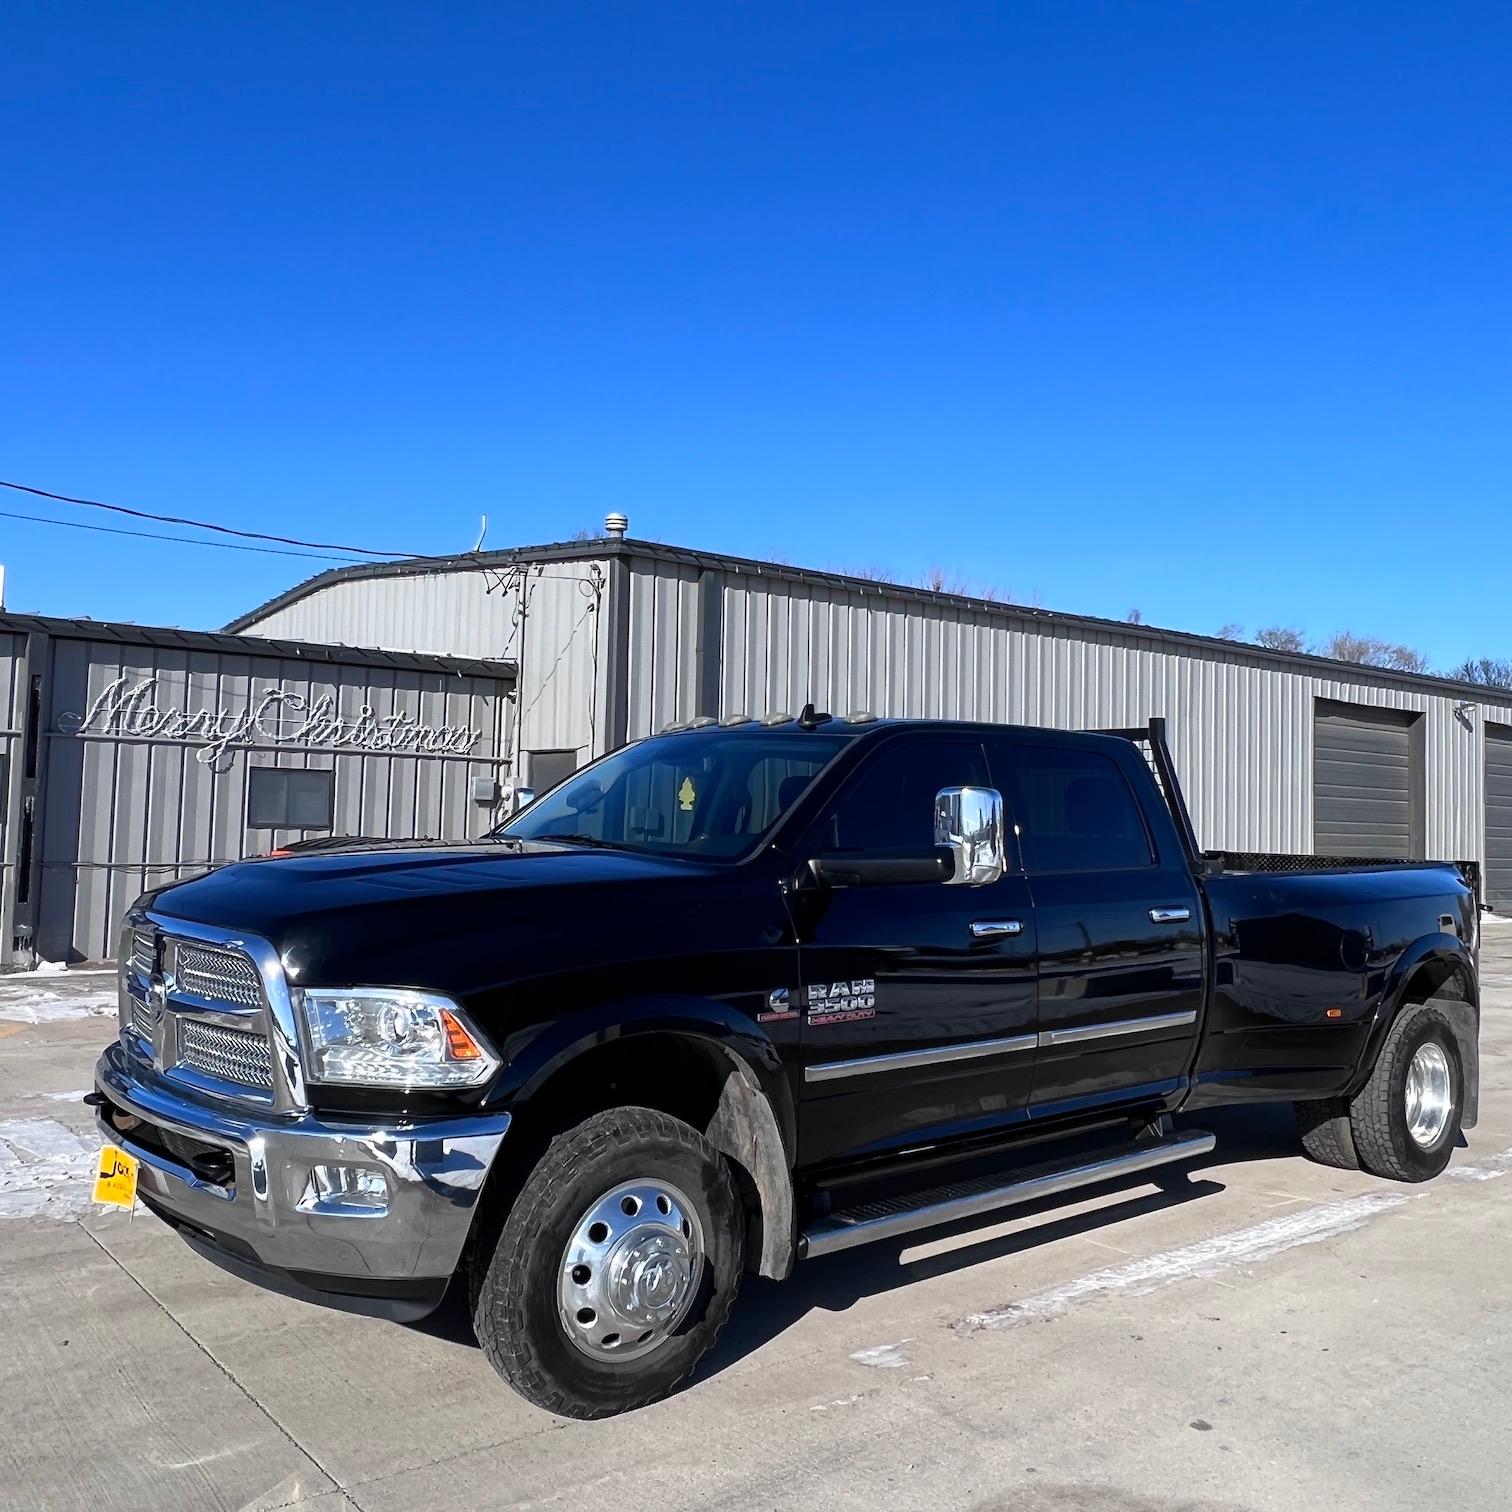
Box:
[1094,718,1483,907]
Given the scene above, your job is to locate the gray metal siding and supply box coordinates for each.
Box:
[715,574,1511,860]
[31,636,512,961]
[1313,702,1421,858]
[241,560,611,765]
[1487,724,1512,912]
[226,547,1512,871]
[0,631,25,954]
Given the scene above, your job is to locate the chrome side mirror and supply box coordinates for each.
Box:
[509,784,537,815]
[934,786,1005,887]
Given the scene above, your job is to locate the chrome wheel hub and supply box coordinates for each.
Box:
[558,1179,704,1362]
[1405,1041,1453,1149]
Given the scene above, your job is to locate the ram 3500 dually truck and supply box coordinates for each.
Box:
[92,715,1481,1418]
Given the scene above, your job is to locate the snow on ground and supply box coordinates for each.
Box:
[0,973,118,1024]
[0,1118,100,1219]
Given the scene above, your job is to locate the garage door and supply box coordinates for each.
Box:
[1313,701,1422,858]
[1487,724,1512,913]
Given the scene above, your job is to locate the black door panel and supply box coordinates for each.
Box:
[792,734,1039,1167]
[985,733,1206,1119]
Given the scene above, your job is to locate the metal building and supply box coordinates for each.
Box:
[1,613,514,963]
[226,522,1512,912]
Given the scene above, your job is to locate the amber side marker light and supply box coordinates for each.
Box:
[1325,1008,1344,1019]
[441,1008,485,1060]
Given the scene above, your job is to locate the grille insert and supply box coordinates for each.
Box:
[130,928,156,977]
[174,943,263,1009]
[129,994,156,1040]
[178,1019,273,1091]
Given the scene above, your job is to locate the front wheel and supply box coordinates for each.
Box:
[470,1106,744,1419]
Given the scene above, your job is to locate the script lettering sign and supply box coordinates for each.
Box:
[59,675,484,771]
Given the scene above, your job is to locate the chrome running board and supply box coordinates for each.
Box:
[800,1129,1216,1259]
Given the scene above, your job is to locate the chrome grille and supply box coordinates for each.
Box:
[129,994,156,1040]
[130,928,156,977]
[178,1020,274,1091]
[173,942,263,1009]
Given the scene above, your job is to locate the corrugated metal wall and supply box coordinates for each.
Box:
[712,574,1512,859]
[244,562,610,768]
[231,548,1512,876]
[0,629,25,954]
[31,635,512,961]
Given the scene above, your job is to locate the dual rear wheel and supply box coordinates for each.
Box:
[1297,999,1466,1182]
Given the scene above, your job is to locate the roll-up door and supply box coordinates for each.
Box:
[1313,701,1422,858]
[1487,723,1512,912]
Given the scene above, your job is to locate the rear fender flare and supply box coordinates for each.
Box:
[1357,935,1480,1127]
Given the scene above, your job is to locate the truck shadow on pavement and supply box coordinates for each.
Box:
[412,1102,1311,1385]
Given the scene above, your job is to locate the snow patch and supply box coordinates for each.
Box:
[850,1340,911,1369]
[0,1118,100,1219]
[954,1192,1412,1333]
[1445,1146,1512,1182]
[0,982,118,1024]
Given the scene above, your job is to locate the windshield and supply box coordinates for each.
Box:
[497,730,848,860]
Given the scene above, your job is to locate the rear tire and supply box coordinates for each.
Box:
[470,1106,744,1419]
[1294,1097,1359,1169]
[1348,1003,1464,1182]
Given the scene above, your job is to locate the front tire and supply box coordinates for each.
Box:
[470,1106,744,1419]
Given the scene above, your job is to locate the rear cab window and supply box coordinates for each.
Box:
[989,742,1154,872]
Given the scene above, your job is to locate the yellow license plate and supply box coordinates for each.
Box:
[93,1143,139,1209]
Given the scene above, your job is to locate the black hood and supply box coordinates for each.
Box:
[144,841,729,992]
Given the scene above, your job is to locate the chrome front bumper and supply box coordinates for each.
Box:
[94,1041,511,1320]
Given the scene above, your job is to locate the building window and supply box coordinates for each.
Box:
[529,749,580,795]
[247,768,335,830]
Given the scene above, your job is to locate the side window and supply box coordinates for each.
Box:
[996,745,1153,872]
[814,740,989,854]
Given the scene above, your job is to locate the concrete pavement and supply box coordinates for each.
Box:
[3,926,1510,1511]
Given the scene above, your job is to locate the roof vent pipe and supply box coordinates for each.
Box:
[604,512,629,539]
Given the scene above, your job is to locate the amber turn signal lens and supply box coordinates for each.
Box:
[1325,1007,1343,1019]
[440,1007,484,1059]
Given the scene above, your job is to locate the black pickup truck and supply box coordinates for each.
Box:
[93,714,1481,1418]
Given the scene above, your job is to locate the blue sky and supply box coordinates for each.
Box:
[2,3,1507,668]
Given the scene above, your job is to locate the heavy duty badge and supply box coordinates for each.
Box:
[805,979,877,1025]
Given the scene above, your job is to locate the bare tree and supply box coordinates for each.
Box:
[1450,656,1512,688]
[1317,631,1430,674]
[1255,625,1308,654]
[1126,608,1144,625]
[1215,623,1245,641]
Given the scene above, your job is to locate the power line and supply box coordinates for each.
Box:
[0,507,372,563]
[0,477,426,559]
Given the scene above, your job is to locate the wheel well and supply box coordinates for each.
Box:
[472,1033,795,1283]
[1397,958,1479,1129]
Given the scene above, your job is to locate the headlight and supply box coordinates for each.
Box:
[296,988,500,1088]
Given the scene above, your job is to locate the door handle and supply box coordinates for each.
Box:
[1149,906,1192,924]
[970,920,1024,939]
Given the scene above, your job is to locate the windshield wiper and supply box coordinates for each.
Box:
[533,832,637,851]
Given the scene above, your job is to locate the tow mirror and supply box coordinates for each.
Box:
[935,786,1005,887]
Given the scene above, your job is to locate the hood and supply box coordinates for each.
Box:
[144,840,727,989]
